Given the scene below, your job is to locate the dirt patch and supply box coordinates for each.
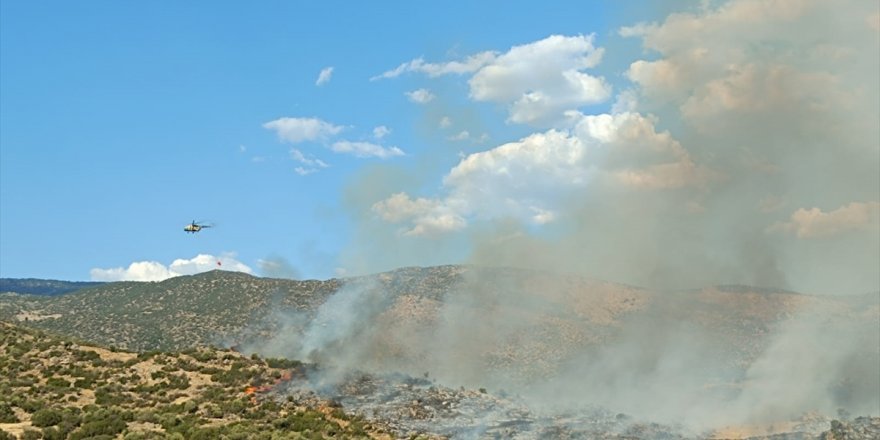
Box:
[15,311,62,321]
[0,421,31,438]
[79,345,137,363]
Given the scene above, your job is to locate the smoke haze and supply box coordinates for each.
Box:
[247,0,879,435]
[348,0,880,296]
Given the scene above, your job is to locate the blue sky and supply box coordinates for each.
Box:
[2,1,878,294]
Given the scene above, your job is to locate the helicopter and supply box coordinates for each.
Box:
[184,220,213,233]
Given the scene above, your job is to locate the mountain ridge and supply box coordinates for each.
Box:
[0,278,106,296]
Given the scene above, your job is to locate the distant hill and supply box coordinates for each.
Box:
[0,265,867,361]
[0,278,105,296]
[0,266,464,350]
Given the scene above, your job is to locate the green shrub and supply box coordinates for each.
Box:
[190,350,215,363]
[20,429,42,440]
[0,403,17,423]
[15,397,46,413]
[94,384,129,406]
[166,374,190,390]
[265,358,302,369]
[41,427,64,440]
[73,350,100,362]
[32,408,63,427]
[68,409,128,440]
[46,377,71,389]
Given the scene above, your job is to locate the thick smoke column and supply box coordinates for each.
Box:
[269,0,880,434]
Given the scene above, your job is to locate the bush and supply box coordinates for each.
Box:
[68,414,127,440]
[41,427,64,440]
[95,384,129,406]
[166,374,190,390]
[20,429,42,440]
[46,377,71,389]
[0,403,18,423]
[73,378,93,389]
[32,408,63,427]
[73,350,100,362]
[265,358,302,369]
[14,397,45,414]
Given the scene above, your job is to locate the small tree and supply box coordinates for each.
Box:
[32,407,64,427]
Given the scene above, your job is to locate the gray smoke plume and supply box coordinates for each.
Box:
[250,0,880,435]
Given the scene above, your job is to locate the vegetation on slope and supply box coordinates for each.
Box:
[0,267,462,352]
[0,322,385,439]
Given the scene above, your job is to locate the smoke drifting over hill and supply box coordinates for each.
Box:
[346,0,879,296]
[239,266,878,435]
[251,0,880,435]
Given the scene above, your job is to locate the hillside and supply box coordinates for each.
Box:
[0,321,390,439]
[0,266,460,352]
[0,270,342,351]
[1,265,877,438]
[0,266,874,381]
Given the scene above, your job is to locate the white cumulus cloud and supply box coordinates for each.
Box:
[263,117,344,144]
[373,111,706,235]
[90,254,253,282]
[377,34,611,126]
[468,34,611,125]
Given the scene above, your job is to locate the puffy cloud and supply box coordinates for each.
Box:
[569,112,717,190]
[374,112,706,235]
[371,51,497,80]
[331,141,404,159]
[315,66,334,86]
[468,34,611,125]
[373,125,391,139]
[372,193,467,236]
[770,202,880,239]
[377,34,611,126]
[263,117,343,144]
[90,254,253,282]
[405,88,435,104]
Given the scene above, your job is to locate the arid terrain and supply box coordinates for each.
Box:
[0,321,389,439]
[1,266,878,439]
